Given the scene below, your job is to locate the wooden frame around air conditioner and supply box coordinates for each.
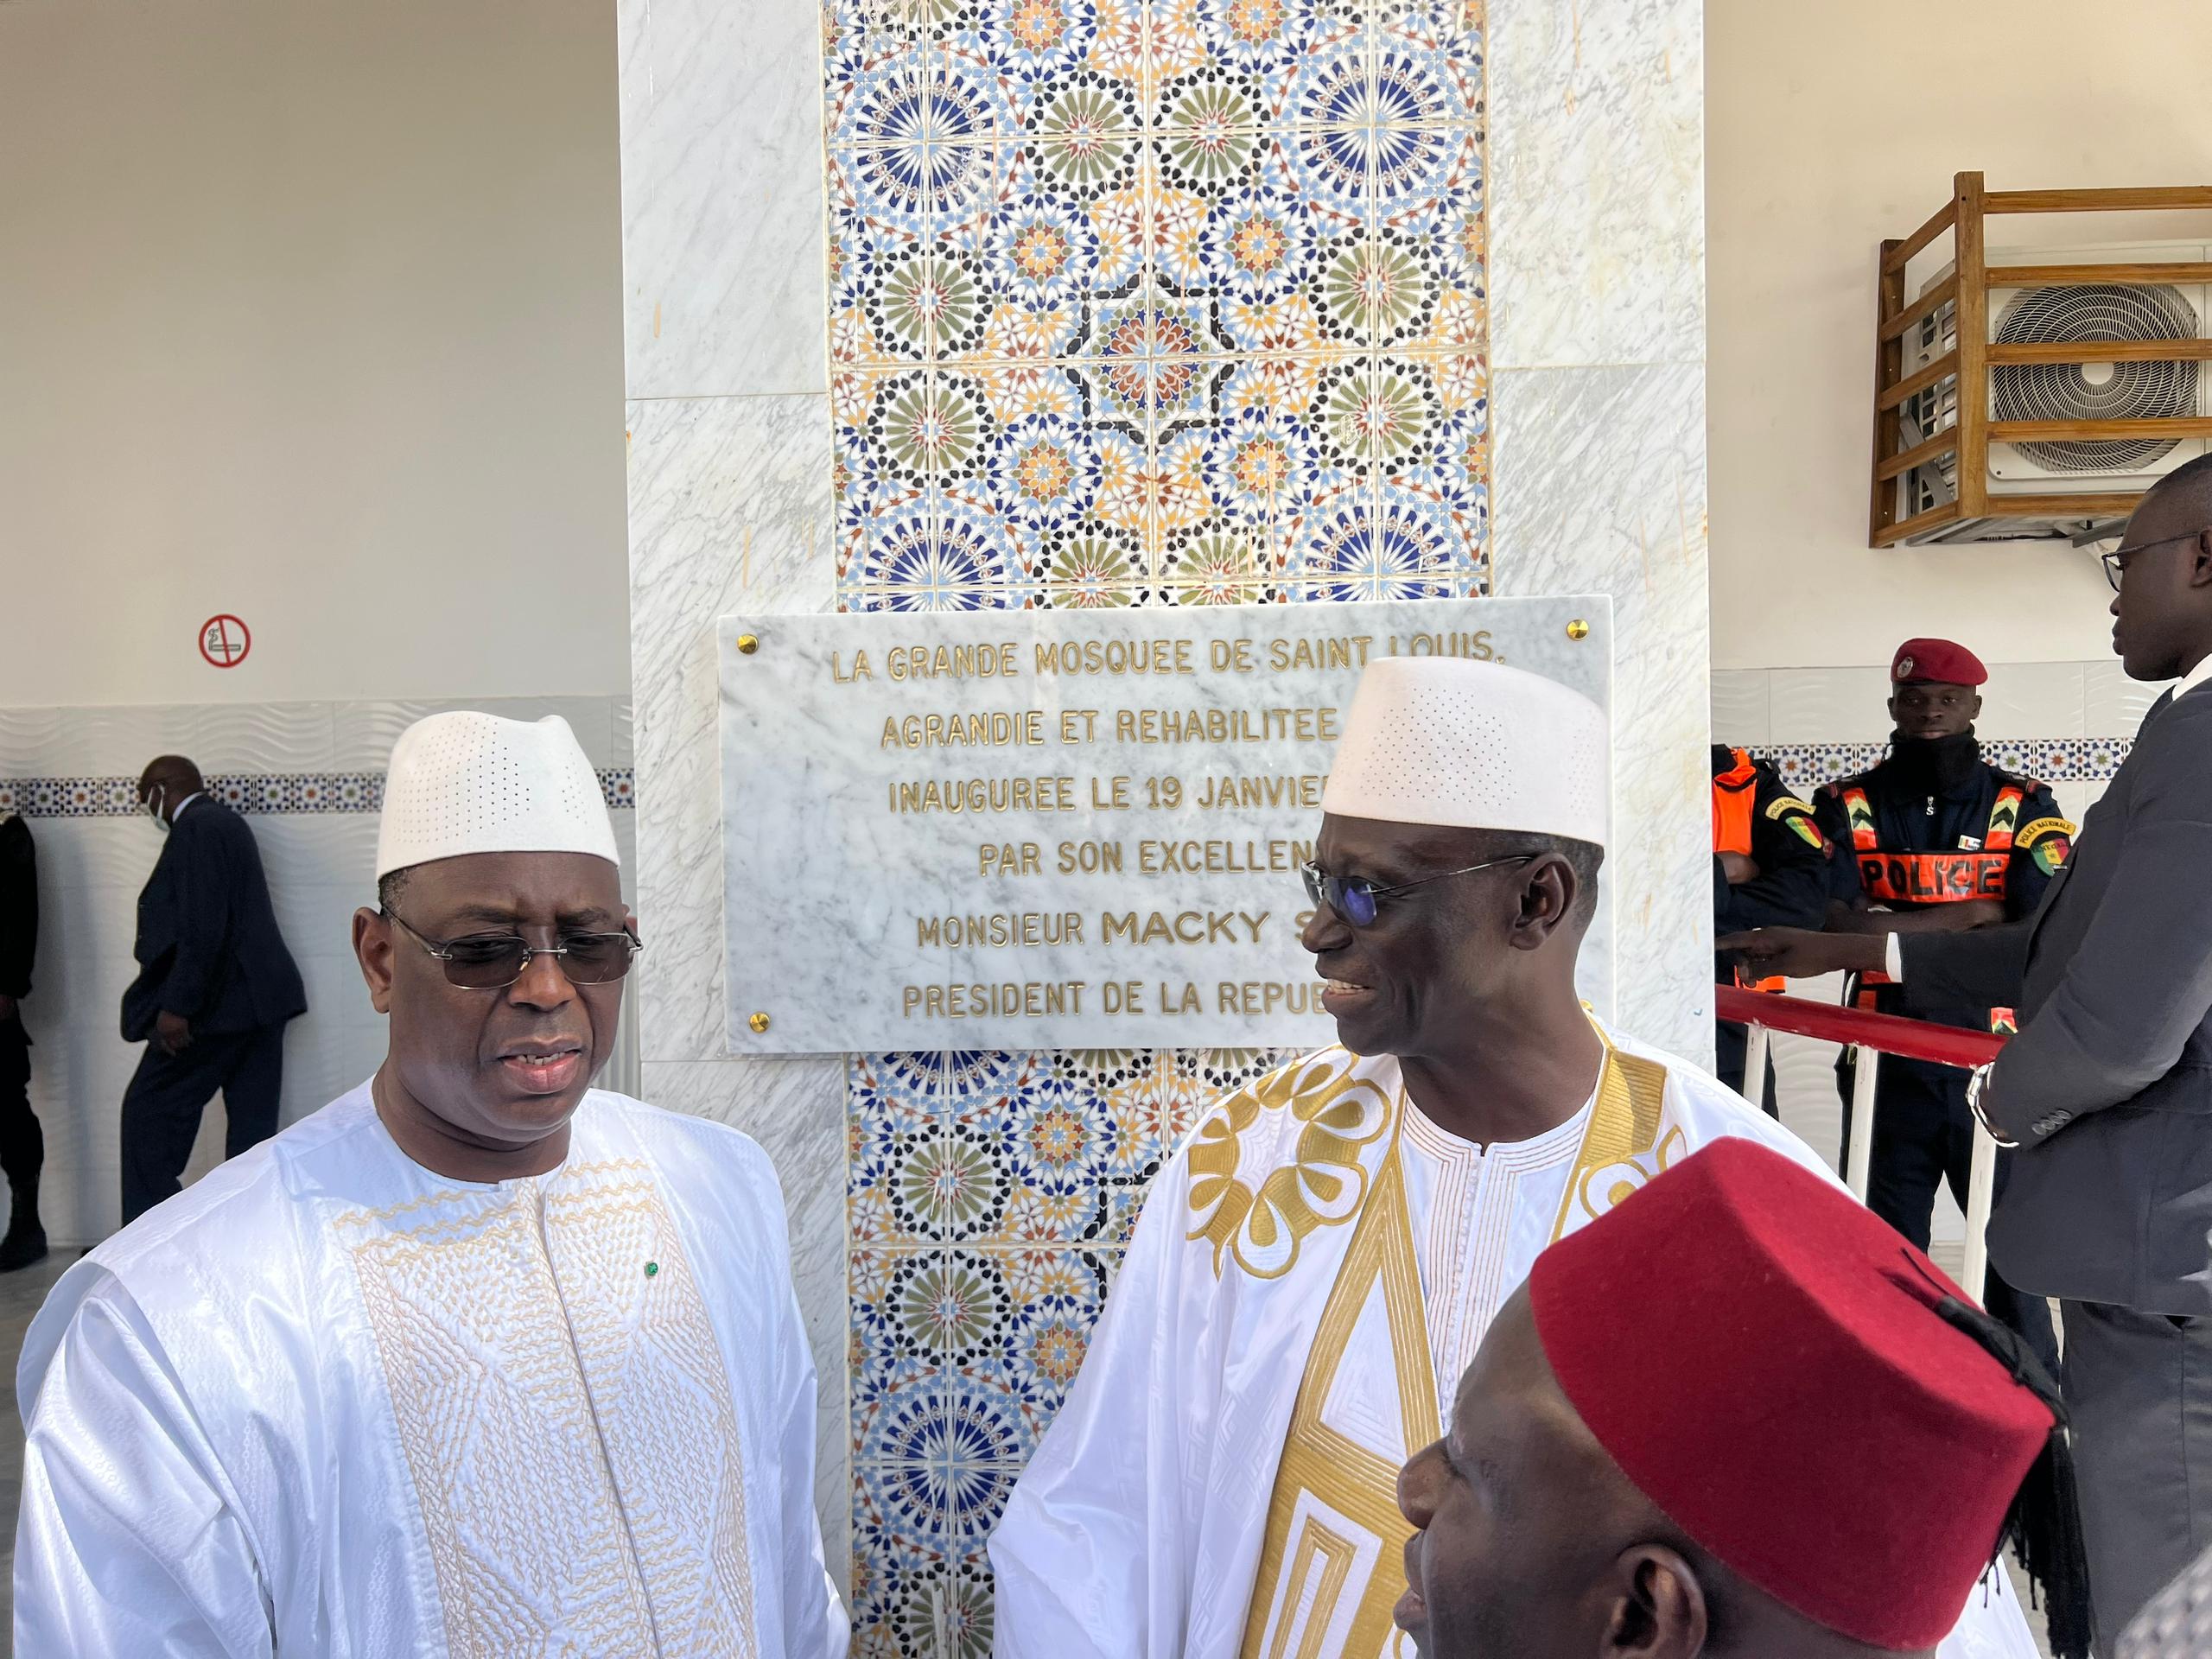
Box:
[1869,172,2212,548]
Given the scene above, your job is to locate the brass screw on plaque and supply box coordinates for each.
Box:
[748,1012,772,1033]
[1566,619,1591,641]
[737,633,760,655]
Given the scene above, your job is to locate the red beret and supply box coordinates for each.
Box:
[1891,637,1987,686]
[1529,1140,2053,1650]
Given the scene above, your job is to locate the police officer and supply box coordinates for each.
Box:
[1713,744,1827,1114]
[1813,637,2072,1378]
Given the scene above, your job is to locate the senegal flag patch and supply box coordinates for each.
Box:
[1764,797,1824,849]
[2020,815,2075,875]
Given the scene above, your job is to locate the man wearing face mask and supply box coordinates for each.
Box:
[117,755,306,1224]
[1808,639,2066,1383]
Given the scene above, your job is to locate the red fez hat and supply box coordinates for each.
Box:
[1529,1139,2055,1651]
[1891,637,1987,686]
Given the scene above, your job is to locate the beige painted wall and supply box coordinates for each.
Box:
[0,0,626,707]
[1708,0,2212,671]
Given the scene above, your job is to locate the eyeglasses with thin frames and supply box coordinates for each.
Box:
[1301,855,1538,928]
[382,908,642,990]
[2103,528,2209,593]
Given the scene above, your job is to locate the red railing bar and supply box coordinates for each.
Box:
[1715,987,2005,1071]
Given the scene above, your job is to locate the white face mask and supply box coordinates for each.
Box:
[143,785,166,829]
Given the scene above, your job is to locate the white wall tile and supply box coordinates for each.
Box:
[1975,662,2086,741]
[1710,669,1770,747]
[330,696,619,771]
[2085,659,2176,739]
[1768,667,1897,742]
[611,697,634,768]
[0,707,67,775]
[250,814,384,894]
[181,703,337,772]
[16,817,157,890]
[0,702,335,778]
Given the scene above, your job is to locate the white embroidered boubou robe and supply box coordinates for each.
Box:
[990,1023,2037,1659]
[15,1083,846,1658]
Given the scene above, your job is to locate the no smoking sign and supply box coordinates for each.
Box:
[199,614,251,669]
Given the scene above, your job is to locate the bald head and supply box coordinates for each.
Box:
[1393,1287,1931,1659]
[137,755,203,824]
[2112,455,2212,682]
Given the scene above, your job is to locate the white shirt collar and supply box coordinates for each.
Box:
[170,791,205,822]
[2177,653,2212,702]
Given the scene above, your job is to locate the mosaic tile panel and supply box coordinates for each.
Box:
[826,0,1493,619]
[0,770,636,817]
[830,1,1479,1645]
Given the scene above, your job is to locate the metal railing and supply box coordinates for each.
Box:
[1717,985,2006,1299]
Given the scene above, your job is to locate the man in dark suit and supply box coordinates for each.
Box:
[1724,452,2212,1646]
[120,755,306,1224]
[0,809,41,1268]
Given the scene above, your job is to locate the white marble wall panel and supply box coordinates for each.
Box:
[1491,361,1711,1060]
[1486,0,1703,371]
[617,0,830,399]
[640,1056,849,1592]
[630,394,834,1065]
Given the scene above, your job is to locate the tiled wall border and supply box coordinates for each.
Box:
[1755,740,2128,790]
[0,769,636,817]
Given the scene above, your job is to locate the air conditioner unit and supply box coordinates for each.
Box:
[1897,238,2209,542]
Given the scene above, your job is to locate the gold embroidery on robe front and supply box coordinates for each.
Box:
[1187,1049,1395,1281]
[1237,1038,1669,1659]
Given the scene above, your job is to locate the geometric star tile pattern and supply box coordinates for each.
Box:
[827,2,1490,1649]
[827,0,1492,617]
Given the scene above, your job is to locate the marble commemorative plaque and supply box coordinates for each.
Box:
[718,595,1613,1053]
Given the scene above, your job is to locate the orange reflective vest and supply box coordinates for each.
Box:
[1843,784,2023,907]
[1713,749,1783,993]
[1845,781,2024,997]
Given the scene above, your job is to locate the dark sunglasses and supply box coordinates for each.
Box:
[383,908,642,990]
[1301,855,1537,928]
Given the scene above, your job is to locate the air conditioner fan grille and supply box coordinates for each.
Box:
[1992,283,2201,471]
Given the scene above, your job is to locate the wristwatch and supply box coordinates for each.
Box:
[1965,1065,2018,1147]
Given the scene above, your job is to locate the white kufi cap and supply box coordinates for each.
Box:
[376,712,618,878]
[1322,658,1608,845]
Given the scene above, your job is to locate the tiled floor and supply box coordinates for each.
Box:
[0,1249,80,1649]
